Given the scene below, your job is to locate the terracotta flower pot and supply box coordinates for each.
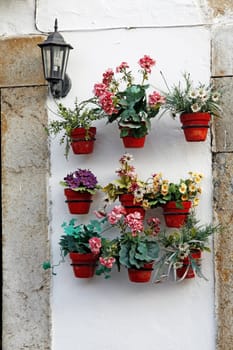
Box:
[128,262,154,283]
[64,189,93,214]
[70,127,96,154]
[162,201,192,228]
[119,125,147,148]
[176,250,202,279]
[69,252,98,278]
[180,112,211,142]
[121,135,146,148]
[119,194,145,219]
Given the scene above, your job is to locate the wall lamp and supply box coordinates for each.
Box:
[38,19,73,98]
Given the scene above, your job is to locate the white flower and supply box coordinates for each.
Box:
[179,242,190,251]
[188,89,198,99]
[212,92,220,102]
[201,94,209,102]
[198,88,208,97]
[134,187,145,199]
[191,103,201,112]
[122,153,134,162]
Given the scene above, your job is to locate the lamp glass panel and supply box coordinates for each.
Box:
[51,46,62,79]
[42,46,51,80]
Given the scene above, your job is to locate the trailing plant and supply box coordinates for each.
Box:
[46,98,105,158]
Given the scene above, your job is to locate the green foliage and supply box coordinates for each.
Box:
[119,234,160,269]
[59,218,105,255]
[46,98,105,158]
[110,84,160,138]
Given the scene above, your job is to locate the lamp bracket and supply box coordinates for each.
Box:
[50,74,72,99]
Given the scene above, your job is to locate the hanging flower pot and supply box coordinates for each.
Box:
[128,262,154,283]
[121,135,146,148]
[180,113,211,142]
[119,124,147,148]
[69,252,98,278]
[64,189,93,214]
[119,193,145,219]
[176,250,202,279]
[70,127,96,154]
[162,201,192,228]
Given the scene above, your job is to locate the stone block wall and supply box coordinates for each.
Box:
[1,36,51,350]
[211,24,233,350]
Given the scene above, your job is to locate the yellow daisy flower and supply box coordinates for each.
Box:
[194,175,202,184]
[193,198,200,206]
[161,183,169,196]
[181,194,188,201]
[179,183,187,194]
[189,183,196,193]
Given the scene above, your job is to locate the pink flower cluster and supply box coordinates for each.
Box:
[107,205,126,224]
[89,237,102,254]
[148,91,166,107]
[138,55,156,73]
[116,61,129,73]
[93,67,118,115]
[93,82,118,115]
[99,256,116,268]
[124,212,144,236]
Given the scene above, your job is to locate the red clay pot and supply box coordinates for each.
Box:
[128,262,154,283]
[121,135,146,148]
[180,112,211,142]
[64,189,93,214]
[69,252,98,278]
[119,194,145,219]
[70,127,96,154]
[176,250,202,279]
[162,201,192,228]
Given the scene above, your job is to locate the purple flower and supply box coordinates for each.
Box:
[64,169,98,190]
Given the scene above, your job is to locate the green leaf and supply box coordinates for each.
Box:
[42,261,51,270]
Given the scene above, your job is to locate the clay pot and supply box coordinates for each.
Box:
[180,112,211,142]
[127,262,154,283]
[64,189,92,214]
[176,250,202,279]
[162,201,192,228]
[119,194,145,219]
[69,252,98,278]
[121,135,146,148]
[70,127,96,154]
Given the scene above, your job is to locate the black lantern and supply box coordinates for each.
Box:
[38,19,73,98]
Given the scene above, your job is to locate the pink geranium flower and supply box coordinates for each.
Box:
[89,237,102,254]
[107,205,126,224]
[99,256,116,268]
[102,69,114,86]
[138,55,156,73]
[149,91,166,106]
[116,62,129,73]
[124,212,144,235]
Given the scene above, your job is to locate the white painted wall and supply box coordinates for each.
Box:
[1,1,216,349]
